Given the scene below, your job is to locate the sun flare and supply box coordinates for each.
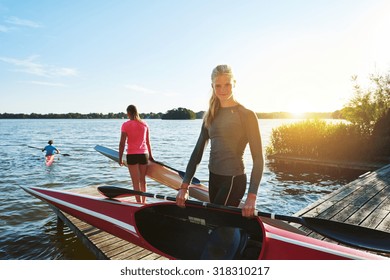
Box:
[287,101,311,117]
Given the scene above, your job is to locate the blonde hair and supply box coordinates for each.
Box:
[127,104,142,122]
[203,65,235,128]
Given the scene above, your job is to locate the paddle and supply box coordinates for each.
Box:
[27,145,70,156]
[97,186,390,253]
[27,145,43,150]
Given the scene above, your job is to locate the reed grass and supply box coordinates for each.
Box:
[266,120,372,161]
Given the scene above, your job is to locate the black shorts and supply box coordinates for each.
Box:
[126,154,149,165]
[209,172,247,207]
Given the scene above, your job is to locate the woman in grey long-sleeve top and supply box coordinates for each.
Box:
[176,65,264,218]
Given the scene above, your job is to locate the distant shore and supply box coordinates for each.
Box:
[0,111,340,120]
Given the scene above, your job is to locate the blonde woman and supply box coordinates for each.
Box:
[119,105,154,203]
[176,65,264,217]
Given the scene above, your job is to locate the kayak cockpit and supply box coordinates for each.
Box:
[200,226,249,259]
[135,204,264,260]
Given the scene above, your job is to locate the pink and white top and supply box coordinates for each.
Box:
[121,120,150,154]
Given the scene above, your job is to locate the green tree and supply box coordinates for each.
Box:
[341,73,390,135]
[161,107,196,120]
[370,109,390,157]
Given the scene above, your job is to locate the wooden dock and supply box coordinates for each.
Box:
[55,163,390,259]
[293,163,390,257]
[268,154,387,172]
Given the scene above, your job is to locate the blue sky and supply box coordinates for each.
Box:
[1,0,390,114]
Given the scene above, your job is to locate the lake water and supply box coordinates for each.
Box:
[0,118,360,260]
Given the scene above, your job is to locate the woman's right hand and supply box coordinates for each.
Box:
[176,184,189,208]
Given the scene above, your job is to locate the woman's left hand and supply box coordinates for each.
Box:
[242,193,257,218]
[176,186,189,208]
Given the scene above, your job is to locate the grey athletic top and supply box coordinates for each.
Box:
[183,105,264,195]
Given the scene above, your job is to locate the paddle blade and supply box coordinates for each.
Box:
[303,217,390,253]
[177,170,201,185]
[98,186,133,199]
[28,145,42,150]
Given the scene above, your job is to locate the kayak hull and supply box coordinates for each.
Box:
[45,155,55,166]
[21,186,386,260]
[94,145,209,202]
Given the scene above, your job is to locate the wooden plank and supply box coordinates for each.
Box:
[87,230,110,241]
[115,246,148,260]
[127,249,160,260]
[315,201,350,220]
[377,213,390,232]
[360,209,389,229]
[92,235,119,246]
[84,228,104,238]
[294,163,390,257]
[324,182,386,223]
[106,243,139,259]
[326,204,359,222]
[298,200,338,218]
[95,238,130,253]
[379,198,390,211]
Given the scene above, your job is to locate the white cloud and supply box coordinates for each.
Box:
[5,16,42,28]
[0,55,78,78]
[124,84,178,97]
[124,84,158,94]
[52,67,78,77]
[27,81,66,87]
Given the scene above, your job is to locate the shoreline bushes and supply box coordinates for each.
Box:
[266,120,371,161]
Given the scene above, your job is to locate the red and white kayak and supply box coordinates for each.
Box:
[45,155,55,166]
[21,186,386,260]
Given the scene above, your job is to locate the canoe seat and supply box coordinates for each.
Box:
[200,227,249,260]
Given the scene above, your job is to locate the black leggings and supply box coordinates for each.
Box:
[208,172,247,207]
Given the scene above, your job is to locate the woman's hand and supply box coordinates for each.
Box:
[176,183,189,208]
[242,193,257,218]
[119,159,123,166]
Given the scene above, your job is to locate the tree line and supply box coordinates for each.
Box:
[0,110,337,120]
[0,110,202,120]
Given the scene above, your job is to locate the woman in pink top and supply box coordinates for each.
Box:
[119,105,154,203]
